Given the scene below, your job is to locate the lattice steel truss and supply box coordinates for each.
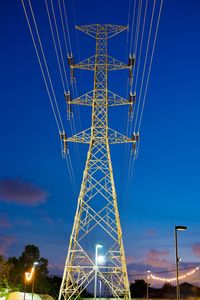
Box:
[59,24,137,300]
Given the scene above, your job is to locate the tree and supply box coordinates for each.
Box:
[161,282,174,297]
[130,279,148,298]
[47,275,62,299]
[162,282,174,291]
[19,245,40,267]
[0,256,13,288]
[9,245,51,293]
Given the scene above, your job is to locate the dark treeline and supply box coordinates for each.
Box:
[130,279,200,298]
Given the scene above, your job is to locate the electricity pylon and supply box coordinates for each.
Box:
[59,24,137,300]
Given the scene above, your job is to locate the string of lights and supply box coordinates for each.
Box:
[149,267,199,283]
[128,266,199,277]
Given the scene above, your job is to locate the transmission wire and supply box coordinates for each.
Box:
[133,0,143,55]
[45,0,66,92]
[58,0,70,57]
[137,0,163,132]
[134,0,156,132]
[123,0,144,203]
[128,0,157,188]
[21,0,77,194]
[62,0,73,55]
[128,0,163,189]
[129,0,137,55]
[126,0,161,193]
[50,0,69,91]
[52,0,82,170]
[21,0,61,132]
[28,0,65,131]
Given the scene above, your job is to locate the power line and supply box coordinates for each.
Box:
[133,0,143,56]
[28,0,65,131]
[132,0,148,98]
[123,0,163,203]
[58,0,70,57]
[21,0,62,132]
[45,0,67,92]
[50,0,69,91]
[62,0,73,55]
[21,0,78,194]
[129,0,137,55]
[45,0,82,180]
[137,0,163,132]
[124,0,149,193]
[134,0,156,132]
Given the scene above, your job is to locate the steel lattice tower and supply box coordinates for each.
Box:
[59,24,137,300]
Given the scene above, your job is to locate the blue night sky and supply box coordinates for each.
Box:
[0,0,200,286]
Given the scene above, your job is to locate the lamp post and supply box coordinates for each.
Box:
[99,280,102,300]
[94,244,103,300]
[32,262,39,300]
[175,226,187,300]
[146,270,150,300]
[24,272,30,300]
[24,261,39,300]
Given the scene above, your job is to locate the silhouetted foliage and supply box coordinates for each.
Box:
[0,256,13,288]
[47,275,62,299]
[8,245,51,293]
[130,279,148,298]
[162,282,174,292]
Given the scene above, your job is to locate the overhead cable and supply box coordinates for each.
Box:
[28,0,65,131]
[137,0,163,132]
[134,0,156,132]
[21,0,62,132]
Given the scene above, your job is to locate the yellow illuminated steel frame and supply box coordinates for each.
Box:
[59,24,136,300]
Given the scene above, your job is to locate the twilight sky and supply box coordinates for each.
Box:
[0,0,200,287]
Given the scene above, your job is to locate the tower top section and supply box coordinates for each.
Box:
[75,24,128,39]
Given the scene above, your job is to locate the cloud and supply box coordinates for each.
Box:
[0,214,12,228]
[144,249,170,268]
[192,243,200,257]
[126,256,135,265]
[0,236,16,255]
[146,249,168,260]
[0,178,49,206]
[127,249,172,277]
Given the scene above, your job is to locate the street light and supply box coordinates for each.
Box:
[24,261,39,300]
[99,280,102,300]
[175,226,187,300]
[94,244,104,300]
[32,262,39,300]
[97,255,105,264]
[24,272,30,300]
[146,270,150,300]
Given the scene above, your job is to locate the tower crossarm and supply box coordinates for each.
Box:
[67,128,136,145]
[67,128,91,144]
[69,90,133,106]
[72,55,130,71]
[76,24,128,39]
[108,128,135,144]
[107,90,132,106]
